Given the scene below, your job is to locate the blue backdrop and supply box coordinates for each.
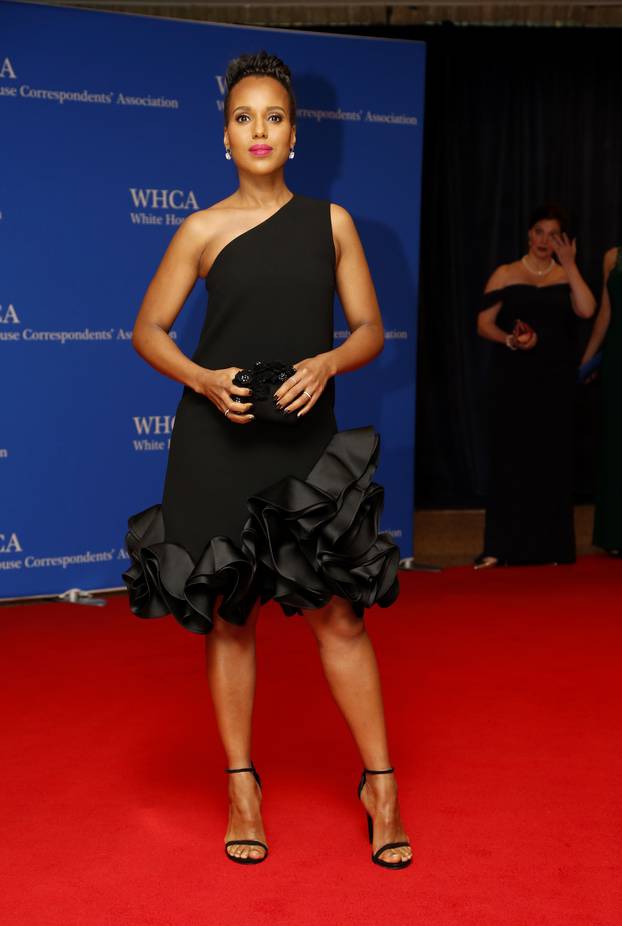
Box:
[0,1,425,599]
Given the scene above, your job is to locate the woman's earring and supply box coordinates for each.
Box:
[225,147,232,160]
[288,147,295,160]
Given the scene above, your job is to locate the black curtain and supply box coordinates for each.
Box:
[300,24,622,507]
[415,25,622,507]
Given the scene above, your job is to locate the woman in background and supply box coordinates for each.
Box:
[475,204,595,568]
[581,247,622,555]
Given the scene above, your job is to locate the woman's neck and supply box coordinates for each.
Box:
[524,251,555,274]
[234,175,292,209]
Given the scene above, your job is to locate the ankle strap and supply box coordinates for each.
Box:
[358,766,394,798]
[225,762,261,788]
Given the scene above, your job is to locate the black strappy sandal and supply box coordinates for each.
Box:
[224,762,268,865]
[358,767,412,870]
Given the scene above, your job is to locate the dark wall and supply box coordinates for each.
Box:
[415,26,622,507]
[298,24,622,507]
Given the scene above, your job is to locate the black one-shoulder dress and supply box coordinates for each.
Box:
[480,283,576,565]
[123,194,399,632]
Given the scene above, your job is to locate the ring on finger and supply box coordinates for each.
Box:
[303,389,313,399]
[224,408,231,418]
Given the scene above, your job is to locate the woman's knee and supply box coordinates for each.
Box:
[306,600,366,647]
[208,603,259,641]
[210,617,248,638]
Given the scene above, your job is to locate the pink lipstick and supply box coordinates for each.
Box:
[249,145,273,157]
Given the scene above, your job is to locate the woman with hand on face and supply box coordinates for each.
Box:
[122,51,411,870]
[580,247,622,556]
[475,203,596,568]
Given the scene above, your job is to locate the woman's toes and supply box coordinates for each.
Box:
[226,841,266,861]
[381,848,401,863]
[376,842,412,864]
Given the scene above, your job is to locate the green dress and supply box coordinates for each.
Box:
[594,248,622,550]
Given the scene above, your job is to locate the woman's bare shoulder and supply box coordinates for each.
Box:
[172,198,241,258]
[183,196,238,230]
[604,246,619,273]
[485,262,517,292]
[329,201,351,219]
[329,201,355,234]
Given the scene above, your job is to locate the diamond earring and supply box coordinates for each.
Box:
[225,147,232,160]
[288,147,295,160]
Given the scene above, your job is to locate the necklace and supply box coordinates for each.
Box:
[522,255,555,276]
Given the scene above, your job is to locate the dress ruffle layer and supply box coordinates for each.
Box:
[123,427,400,634]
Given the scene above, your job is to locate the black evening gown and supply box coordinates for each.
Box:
[481,283,576,565]
[123,194,400,632]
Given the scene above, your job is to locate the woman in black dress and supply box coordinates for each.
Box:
[123,52,411,869]
[475,204,595,568]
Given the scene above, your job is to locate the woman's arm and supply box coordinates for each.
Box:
[131,212,254,422]
[323,203,385,375]
[477,266,538,351]
[551,234,596,319]
[131,213,210,391]
[477,266,508,345]
[581,247,616,365]
[275,203,385,415]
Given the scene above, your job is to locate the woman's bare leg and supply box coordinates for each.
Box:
[204,600,266,861]
[304,599,411,864]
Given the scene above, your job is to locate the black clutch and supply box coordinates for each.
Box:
[232,360,299,425]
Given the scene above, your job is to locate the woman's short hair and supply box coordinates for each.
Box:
[224,51,296,125]
[528,202,569,234]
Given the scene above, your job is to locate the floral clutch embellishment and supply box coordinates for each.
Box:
[232,360,299,425]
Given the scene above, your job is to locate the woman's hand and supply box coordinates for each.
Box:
[194,367,254,425]
[274,354,334,418]
[515,331,538,350]
[550,232,577,269]
[511,319,538,351]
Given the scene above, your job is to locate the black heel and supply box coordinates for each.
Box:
[358,768,412,870]
[366,812,374,844]
[224,762,268,865]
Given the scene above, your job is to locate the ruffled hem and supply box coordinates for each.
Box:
[122,427,400,634]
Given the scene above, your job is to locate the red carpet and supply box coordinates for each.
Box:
[1,557,620,925]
